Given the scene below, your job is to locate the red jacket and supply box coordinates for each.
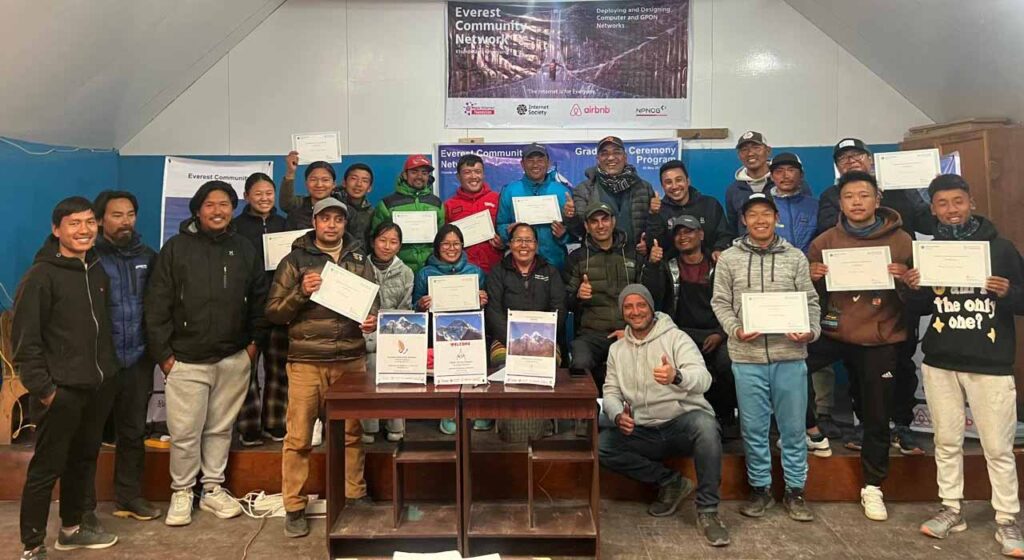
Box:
[445,184,502,273]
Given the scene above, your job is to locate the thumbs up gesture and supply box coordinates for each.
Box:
[563,197,576,219]
[648,239,663,264]
[636,232,649,257]
[578,273,593,300]
[653,354,675,385]
[650,196,662,214]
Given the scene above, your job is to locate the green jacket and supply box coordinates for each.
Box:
[371,176,445,273]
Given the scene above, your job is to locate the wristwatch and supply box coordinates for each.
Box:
[672,369,683,386]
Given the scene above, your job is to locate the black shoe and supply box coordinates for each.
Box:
[816,414,843,440]
[648,473,694,517]
[239,431,264,447]
[718,416,741,441]
[81,511,103,532]
[783,487,814,522]
[21,545,47,560]
[891,425,925,455]
[740,486,775,518]
[845,425,863,452]
[263,427,286,442]
[113,497,163,521]
[697,512,731,546]
[54,526,118,551]
[348,495,374,507]
[284,510,309,538]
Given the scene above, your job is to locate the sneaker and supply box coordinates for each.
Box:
[740,486,775,518]
[113,497,162,521]
[311,419,323,447]
[439,418,458,435]
[817,414,844,440]
[648,473,694,517]
[348,495,374,507]
[574,419,590,437]
[783,487,814,522]
[360,432,375,445]
[54,526,118,551]
[892,425,925,456]
[697,511,730,546]
[860,485,888,521]
[997,521,1024,557]
[165,489,194,526]
[386,431,405,442]
[81,511,103,532]
[473,419,494,431]
[846,425,863,452]
[21,545,47,560]
[200,485,242,519]
[263,427,286,442]
[807,433,832,458]
[920,506,966,539]
[239,431,264,447]
[284,510,309,538]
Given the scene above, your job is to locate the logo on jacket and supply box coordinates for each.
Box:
[228,250,235,256]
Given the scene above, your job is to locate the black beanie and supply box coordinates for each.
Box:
[190,180,239,215]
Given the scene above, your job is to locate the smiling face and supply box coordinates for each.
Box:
[835,149,872,174]
[458,162,485,193]
[521,153,549,182]
[306,168,336,202]
[314,208,347,245]
[438,232,463,264]
[197,190,233,234]
[738,142,770,173]
[343,169,373,201]
[622,294,654,333]
[742,203,778,245]
[101,197,137,246]
[403,166,431,190]
[930,188,973,227]
[839,181,881,226]
[660,168,690,202]
[673,227,704,254]
[373,227,401,261]
[53,209,98,259]
[509,224,538,266]
[585,212,615,243]
[597,144,627,175]
[771,164,802,194]
[245,180,276,216]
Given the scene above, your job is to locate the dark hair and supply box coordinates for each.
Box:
[371,220,403,244]
[244,172,275,194]
[304,161,337,181]
[837,170,878,193]
[52,196,95,227]
[343,163,374,185]
[659,159,689,180]
[456,154,484,172]
[93,190,138,220]
[509,222,537,240]
[928,174,970,198]
[432,223,465,259]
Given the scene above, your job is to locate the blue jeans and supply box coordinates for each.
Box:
[733,361,808,490]
[599,410,722,511]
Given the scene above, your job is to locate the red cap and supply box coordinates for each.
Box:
[403,154,434,172]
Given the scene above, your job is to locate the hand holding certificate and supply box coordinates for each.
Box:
[428,275,481,312]
[741,292,810,335]
[822,247,895,292]
[512,195,561,225]
[291,132,341,164]
[310,262,380,323]
[392,211,438,244]
[874,148,940,190]
[913,240,991,288]
[263,229,312,271]
[451,210,495,247]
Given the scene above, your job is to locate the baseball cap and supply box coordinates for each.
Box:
[669,214,702,232]
[403,154,434,172]
[584,201,615,220]
[769,152,803,171]
[522,142,549,158]
[597,136,625,151]
[736,131,768,149]
[740,192,778,215]
[832,138,870,162]
[312,197,348,218]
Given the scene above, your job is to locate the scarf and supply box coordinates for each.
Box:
[935,215,981,241]
[841,214,885,239]
[596,165,642,195]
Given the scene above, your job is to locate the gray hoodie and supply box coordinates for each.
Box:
[711,235,821,364]
[603,312,714,427]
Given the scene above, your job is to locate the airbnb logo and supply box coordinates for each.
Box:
[569,104,582,116]
[569,104,610,116]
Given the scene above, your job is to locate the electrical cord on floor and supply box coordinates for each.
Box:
[240,517,266,560]
[233,490,284,560]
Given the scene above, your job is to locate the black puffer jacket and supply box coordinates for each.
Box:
[485,253,567,344]
[233,204,288,273]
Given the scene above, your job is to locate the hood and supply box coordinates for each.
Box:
[584,229,628,252]
[523,169,572,190]
[731,233,793,255]
[394,175,436,197]
[935,214,999,242]
[839,206,904,240]
[454,182,495,201]
[95,231,147,257]
[32,236,99,270]
[735,166,771,186]
[624,312,677,346]
[178,216,237,241]
[292,229,363,255]
[425,251,471,273]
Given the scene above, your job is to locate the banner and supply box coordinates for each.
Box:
[446,0,691,128]
[435,138,680,200]
[160,157,273,244]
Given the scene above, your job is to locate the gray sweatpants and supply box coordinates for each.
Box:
[165,349,250,491]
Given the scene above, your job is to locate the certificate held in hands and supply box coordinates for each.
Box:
[741,292,810,334]
[291,132,342,164]
[822,247,894,292]
[263,229,312,271]
[392,211,438,244]
[874,148,941,191]
[310,261,380,324]
[428,274,480,312]
[451,210,495,247]
[913,240,991,288]
[512,195,561,225]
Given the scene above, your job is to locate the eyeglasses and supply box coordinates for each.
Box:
[440,242,463,250]
[837,152,868,164]
[511,238,537,246]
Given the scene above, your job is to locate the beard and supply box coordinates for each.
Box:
[108,228,134,246]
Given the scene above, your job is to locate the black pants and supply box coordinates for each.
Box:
[21,380,115,549]
[807,337,897,487]
[83,358,155,510]
[571,330,616,392]
[683,328,735,421]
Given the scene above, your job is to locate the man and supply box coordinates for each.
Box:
[145,181,270,527]
[711,193,820,523]
[279,152,341,231]
[768,153,818,253]
[266,198,378,538]
[646,159,733,261]
[81,191,161,524]
[600,284,729,547]
[806,171,913,522]
[445,154,504,273]
[497,143,574,269]
[645,215,737,437]
[905,174,1024,556]
[340,163,376,250]
[564,136,656,256]
[725,132,812,236]
[15,197,120,559]
[372,154,445,273]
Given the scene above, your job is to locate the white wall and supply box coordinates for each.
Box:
[120,0,932,156]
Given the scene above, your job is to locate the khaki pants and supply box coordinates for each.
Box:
[922,364,1019,521]
[282,359,366,512]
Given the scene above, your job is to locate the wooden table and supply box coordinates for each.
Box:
[324,373,462,557]
[460,370,601,558]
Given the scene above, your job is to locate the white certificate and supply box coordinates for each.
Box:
[291,132,341,164]
[741,292,811,334]
[874,149,941,191]
[913,240,991,288]
[310,261,379,324]
[392,211,438,244]
[822,247,895,292]
[262,229,312,271]
[512,195,561,225]
[451,210,495,247]
[428,274,480,312]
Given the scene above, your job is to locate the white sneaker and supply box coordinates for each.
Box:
[165,489,193,526]
[807,434,832,458]
[861,485,888,521]
[200,485,242,519]
[312,419,324,447]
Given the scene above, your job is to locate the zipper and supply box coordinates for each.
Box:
[84,260,107,383]
[223,265,228,289]
[760,253,771,364]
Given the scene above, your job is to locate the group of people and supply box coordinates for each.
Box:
[11,131,1024,559]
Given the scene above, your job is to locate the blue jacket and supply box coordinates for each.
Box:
[771,188,818,254]
[724,174,812,236]
[95,233,157,367]
[496,170,574,270]
[412,253,486,306]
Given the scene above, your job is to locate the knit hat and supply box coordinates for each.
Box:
[618,283,655,313]
[189,180,238,215]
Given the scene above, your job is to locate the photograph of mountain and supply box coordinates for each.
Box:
[379,313,428,335]
[435,313,485,342]
[507,321,557,358]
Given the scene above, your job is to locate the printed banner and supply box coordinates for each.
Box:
[433,311,488,385]
[446,0,691,128]
[160,157,273,244]
[376,312,429,385]
[435,138,680,200]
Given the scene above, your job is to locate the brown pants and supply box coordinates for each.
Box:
[282,359,366,512]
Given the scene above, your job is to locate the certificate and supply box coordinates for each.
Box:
[822,247,895,292]
[512,195,561,225]
[874,149,941,190]
[741,292,810,334]
[913,240,991,288]
[310,261,379,324]
[262,229,312,271]
[375,312,428,385]
[505,310,558,387]
[291,132,341,164]
[428,274,480,312]
[433,311,487,386]
[451,210,495,247]
[392,211,438,244]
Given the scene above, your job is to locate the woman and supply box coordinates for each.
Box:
[280,151,341,230]
[361,221,414,443]
[413,224,488,434]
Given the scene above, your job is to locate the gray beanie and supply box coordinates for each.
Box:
[618,284,655,312]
